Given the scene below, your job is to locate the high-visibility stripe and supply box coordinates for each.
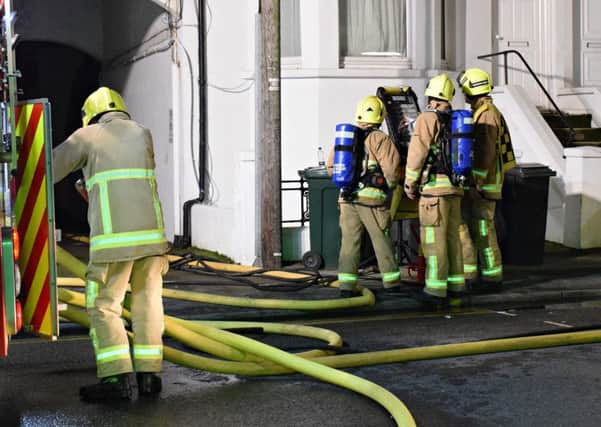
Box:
[481,183,502,192]
[423,176,454,189]
[427,256,438,282]
[367,160,378,167]
[382,271,401,283]
[86,168,155,190]
[149,178,164,229]
[425,227,435,244]
[479,220,488,237]
[90,229,167,252]
[473,169,488,178]
[484,247,498,270]
[133,344,163,360]
[482,266,503,276]
[425,279,447,289]
[464,264,478,273]
[356,188,386,200]
[405,168,420,181]
[99,182,113,234]
[96,344,131,364]
[338,273,358,283]
[86,281,99,309]
[448,275,465,284]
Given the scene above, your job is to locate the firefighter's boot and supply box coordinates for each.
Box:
[137,372,162,396]
[80,374,132,402]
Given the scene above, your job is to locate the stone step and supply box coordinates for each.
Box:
[551,127,601,145]
[540,111,592,129]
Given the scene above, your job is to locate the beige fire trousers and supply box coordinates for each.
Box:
[85,255,169,379]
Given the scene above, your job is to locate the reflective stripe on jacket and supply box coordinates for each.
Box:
[53,112,169,262]
[404,100,463,197]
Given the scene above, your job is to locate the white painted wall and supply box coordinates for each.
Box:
[15,0,601,261]
[101,0,175,241]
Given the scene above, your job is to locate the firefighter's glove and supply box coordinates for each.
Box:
[404,183,417,200]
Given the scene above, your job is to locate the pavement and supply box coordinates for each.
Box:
[2,238,601,426]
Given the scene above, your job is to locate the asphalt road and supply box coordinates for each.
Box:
[2,299,601,427]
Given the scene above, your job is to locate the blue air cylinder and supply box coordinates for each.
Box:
[450,110,474,177]
[332,123,359,189]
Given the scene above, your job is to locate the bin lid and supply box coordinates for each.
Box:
[300,166,330,179]
[505,163,557,178]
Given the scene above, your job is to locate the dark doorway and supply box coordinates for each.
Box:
[16,41,100,234]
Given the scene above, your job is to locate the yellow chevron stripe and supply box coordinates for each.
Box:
[14,105,35,219]
[23,240,49,324]
[39,306,52,337]
[15,111,45,220]
[19,181,47,270]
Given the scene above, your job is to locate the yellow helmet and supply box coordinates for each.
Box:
[355,95,386,125]
[81,87,129,126]
[424,73,455,102]
[457,68,493,97]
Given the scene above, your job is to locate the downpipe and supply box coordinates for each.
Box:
[174,0,207,249]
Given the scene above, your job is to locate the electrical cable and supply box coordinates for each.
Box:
[174,36,201,191]
[169,253,331,292]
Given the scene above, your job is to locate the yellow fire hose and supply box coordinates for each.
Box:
[56,247,376,311]
[58,291,416,426]
[56,247,416,426]
[56,245,601,426]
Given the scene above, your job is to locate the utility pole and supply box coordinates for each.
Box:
[259,0,282,268]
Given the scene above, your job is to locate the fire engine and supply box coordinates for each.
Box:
[0,0,58,357]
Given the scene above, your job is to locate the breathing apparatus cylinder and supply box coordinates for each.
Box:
[450,110,474,182]
[332,123,360,189]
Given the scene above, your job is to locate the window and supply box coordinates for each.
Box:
[339,0,407,67]
[281,0,301,57]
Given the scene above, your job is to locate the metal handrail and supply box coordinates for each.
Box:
[478,49,575,143]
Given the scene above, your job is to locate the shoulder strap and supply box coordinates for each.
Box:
[473,102,499,123]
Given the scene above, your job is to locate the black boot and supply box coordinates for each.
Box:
[137,372,162,396]
[411,290,448,308]
[80,374,132,402]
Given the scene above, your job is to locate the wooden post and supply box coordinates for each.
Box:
[259,0,282,268]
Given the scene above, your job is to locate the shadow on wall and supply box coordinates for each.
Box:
[17,41,100,234]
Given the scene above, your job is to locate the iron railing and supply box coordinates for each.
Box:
[281,178,309,226]
[478,49,575,143]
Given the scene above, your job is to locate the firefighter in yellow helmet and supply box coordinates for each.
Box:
[53,87,169,401]
[457,68,505,291]
[327,95,403,297]
[404,74,465,304]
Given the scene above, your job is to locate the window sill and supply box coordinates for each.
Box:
[281,68,422,79]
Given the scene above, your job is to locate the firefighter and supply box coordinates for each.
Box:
[456,68,505,291]
[404,74,465,303]
[327,96,403,297]
[53,87,169,401]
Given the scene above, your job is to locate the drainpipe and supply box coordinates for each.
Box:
[174,0,207,249]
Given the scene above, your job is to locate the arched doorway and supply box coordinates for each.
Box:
[17,41,100,234]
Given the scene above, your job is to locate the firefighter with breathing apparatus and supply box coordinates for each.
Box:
[328,96,403,297]
[404,74,467,304]
[53,87,169,401]
[457,68,515,292]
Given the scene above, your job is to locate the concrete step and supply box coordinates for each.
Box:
[540,110,593,129]
[550,127,601,146]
